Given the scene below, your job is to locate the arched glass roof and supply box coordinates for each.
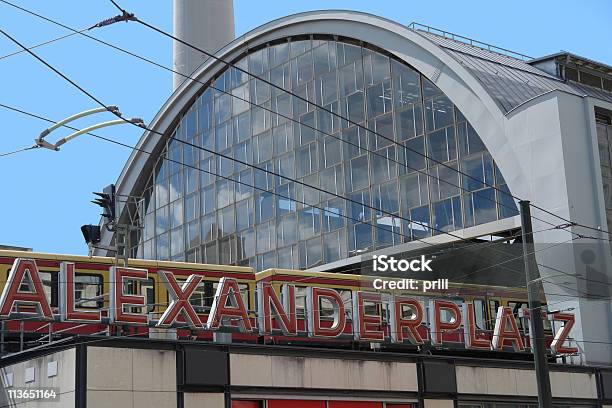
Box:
[134,35,518,270]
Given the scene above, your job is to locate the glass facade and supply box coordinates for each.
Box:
[136,36,518,270]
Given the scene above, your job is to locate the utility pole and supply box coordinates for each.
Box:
[520,200,553,408]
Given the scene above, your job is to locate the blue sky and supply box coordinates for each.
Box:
[0,0,610,255]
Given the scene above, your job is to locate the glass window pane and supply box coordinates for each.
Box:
[408,205,431,239]
[238,229,255,259]
[305,237,322,267]
[270,42,290,67]
[277,245,298,269]
[157,232,169,260]
[313,42,337,75]
[350,223,372,254]
[458,121,485,156]
[170,227,184,256]
[253,131,273,163]
[323,230,345,263]
[400,172,429,209]
[219,205,235,236]
[277,213,298,246]
[254,161,274,190]
[366,79,392,119]
[236,199,254,231]
[422,77,441,98]
[256,191,275,223]
[339,61,364,97]
[256,221,275,253]
[472,188,497,225]
[201,213,217,242]
[295,51,314,85]
[373,180,399,214]
[342,91,365,124]
[201,185,215,214]
[392,60,421,107]
[316,70,338,105]
[369,113,394,150]
[371,147,396,184]
[236,169,253,200]
[350,155,369,191]
[343,125,367,159]
[187,219,200,248]
[170,199,183,228]
[396,104,423,141]
[276,183,296,215]
[273,123,294,155]
[432,197,462,233]
[299,207,321,240]
[364,49,390,85]
[231,82,250,115]
[347,190,371,223]
[427,127,456,164]
[425,95,454,131]
[376,215,402,246]
[156,206,168,235]
[430,162,460,200]
[323,198,345,232]
[296,143,318,177]
[217,180,234,207]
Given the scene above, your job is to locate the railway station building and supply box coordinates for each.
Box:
[2,1,612,407]
[94,3,612,367]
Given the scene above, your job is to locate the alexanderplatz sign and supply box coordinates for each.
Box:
[0,258,578,355]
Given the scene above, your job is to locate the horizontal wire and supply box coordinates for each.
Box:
[0,144,38,157]
[0,28,88,61]
[0,101,578,271]
[0,25,510,254]
[0,0,567,232]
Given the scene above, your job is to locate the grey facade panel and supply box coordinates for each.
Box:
[182,347,229,387]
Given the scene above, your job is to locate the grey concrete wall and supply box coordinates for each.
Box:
[87,346,176,408]
[455,365,598,399]
[0,348,75,408]
[229,353,418,392]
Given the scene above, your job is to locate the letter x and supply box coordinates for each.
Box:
[157,271,203,329]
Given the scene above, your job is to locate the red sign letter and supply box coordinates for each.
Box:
[307,287,346,338]
[429,300,462,345]
[157,271,203,329]
[206,277,252,332]
[550,312,578,355]
[109,266,148,325]
[257,282,297,335]
[59,262,101,323]
[462,302,491,350]
[390,297,424,345]
[0,259,52,320]
[352,292,384,341]
[492,306,525,351]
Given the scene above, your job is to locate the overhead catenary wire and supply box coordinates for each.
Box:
[0,25,517,252]
[107,0,600,236]
[0,102,591,286]
[5,99,612,295]
[110,0,612,240]
[0,5,605,357]
[0,27,90,62]
[0,144,38,157]
[0,0,570,233]
[2,2,608,294]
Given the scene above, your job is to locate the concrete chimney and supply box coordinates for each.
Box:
[173,0,235,90]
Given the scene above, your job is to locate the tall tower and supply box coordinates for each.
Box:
[173,0,235,90]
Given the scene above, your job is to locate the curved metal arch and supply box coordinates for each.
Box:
[101,10,518,247]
